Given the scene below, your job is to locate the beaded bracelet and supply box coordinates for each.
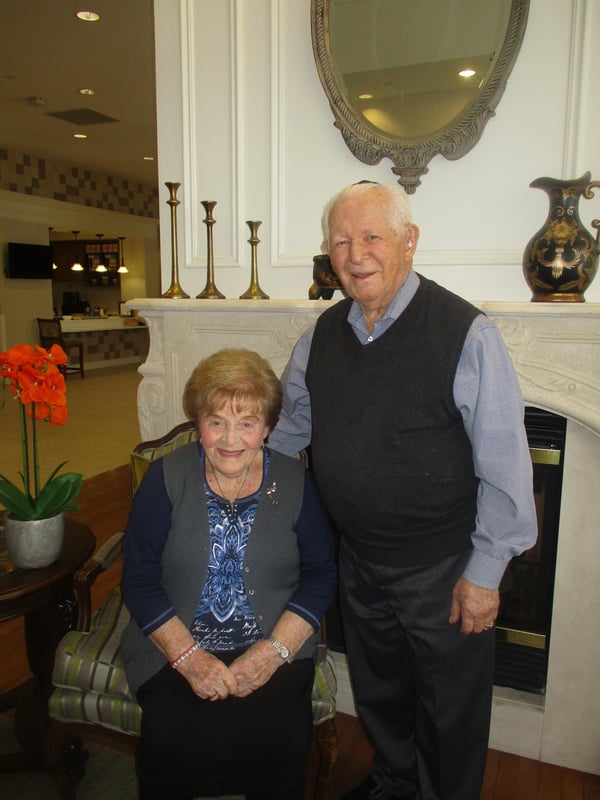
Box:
[169,642,200,669]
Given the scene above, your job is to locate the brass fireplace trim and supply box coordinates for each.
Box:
[530,446,561,466]
[496,626,546,650]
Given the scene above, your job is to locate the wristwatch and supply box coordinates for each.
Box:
[268,636,294,663]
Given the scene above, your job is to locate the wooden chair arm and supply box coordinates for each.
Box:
[73,531,125,631]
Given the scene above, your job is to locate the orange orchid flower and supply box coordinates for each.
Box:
[48,344,68,365]
[0,342,81,520]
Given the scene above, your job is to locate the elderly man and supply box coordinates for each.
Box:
[268,182,537,800]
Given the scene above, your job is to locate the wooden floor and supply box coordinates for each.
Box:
[310,713,600,800]
[2,466,599,800]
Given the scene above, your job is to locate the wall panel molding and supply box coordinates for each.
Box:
[180,0,240,271]
[270,0,285,267]
[562,0,586,176]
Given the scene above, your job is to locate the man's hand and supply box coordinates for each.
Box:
[449,576,499,634]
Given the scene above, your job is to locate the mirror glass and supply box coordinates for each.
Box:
[312,0,529,192]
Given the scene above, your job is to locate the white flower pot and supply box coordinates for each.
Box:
[4,512,65,569]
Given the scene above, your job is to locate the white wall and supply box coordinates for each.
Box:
[153,0,600,304]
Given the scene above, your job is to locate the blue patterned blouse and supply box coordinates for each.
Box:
[190,450,269,652]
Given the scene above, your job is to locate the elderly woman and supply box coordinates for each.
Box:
[121,348,336,800]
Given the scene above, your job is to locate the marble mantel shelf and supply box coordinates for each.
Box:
[129,296,600,315]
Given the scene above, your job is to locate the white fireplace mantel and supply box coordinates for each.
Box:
[129,298,600,440]
[129,297,600,775]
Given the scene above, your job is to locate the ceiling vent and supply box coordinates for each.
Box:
[46,108,119,126]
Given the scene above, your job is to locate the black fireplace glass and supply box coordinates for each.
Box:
[494,407,566,694]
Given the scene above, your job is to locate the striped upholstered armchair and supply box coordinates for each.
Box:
[47,421,338,800]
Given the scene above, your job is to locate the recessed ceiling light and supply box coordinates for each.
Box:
[459,69,476,78]
[73,133,88,140]
[143,156,155,161]
[78,88,96,96]
[76,10,101,22]
[358,93,373,101]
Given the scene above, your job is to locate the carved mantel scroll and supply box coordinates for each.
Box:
[480,304,600,436]
[129,299,335,440]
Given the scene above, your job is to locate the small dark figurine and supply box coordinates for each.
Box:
[309,254,345,299]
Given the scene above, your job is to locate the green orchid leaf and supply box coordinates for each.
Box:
[60,500,81,513]
[1,471,33,499]
[44,461,70,484]
[32,472,83,520]
[0,477,36,519]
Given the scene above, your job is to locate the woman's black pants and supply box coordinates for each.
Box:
[136,653,314,800]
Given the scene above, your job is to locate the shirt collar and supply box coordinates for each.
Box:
[347,269,420,335]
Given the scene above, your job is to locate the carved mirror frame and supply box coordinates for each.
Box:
[311,0,530,192]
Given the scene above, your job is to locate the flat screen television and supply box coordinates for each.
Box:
[6,242,53,279]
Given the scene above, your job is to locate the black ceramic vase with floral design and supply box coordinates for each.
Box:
[522,172,600,302]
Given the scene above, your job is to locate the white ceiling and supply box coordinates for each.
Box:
[0,0,158,187]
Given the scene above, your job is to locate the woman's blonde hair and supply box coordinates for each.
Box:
[183,348,282,430]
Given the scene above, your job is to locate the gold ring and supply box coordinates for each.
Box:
[211,690,218,697]
[483,621,494,629]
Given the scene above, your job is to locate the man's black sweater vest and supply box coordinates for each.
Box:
[306,275,482,566]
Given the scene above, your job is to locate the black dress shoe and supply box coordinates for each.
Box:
[340,775,414,800]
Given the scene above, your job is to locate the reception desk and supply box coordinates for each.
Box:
[60,316,148,371]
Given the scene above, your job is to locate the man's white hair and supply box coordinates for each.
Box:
[321,181,413,244]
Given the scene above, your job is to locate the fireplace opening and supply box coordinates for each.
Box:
[324,406,566,696]
[494,406,566,694]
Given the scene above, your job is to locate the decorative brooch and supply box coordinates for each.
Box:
[266,482,278,505]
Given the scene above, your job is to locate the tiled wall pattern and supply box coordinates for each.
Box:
[0,148,158,218]
[64,327,148,366]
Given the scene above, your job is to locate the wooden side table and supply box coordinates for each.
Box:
[0,515,95,772]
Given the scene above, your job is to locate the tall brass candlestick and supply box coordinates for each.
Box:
[196,200,225,299]
[162,182,189,299]
[239,220,269,299]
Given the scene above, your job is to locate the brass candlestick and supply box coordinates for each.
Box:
[162,182,189,299]
[240,220,269,299]
[196,200,225,299]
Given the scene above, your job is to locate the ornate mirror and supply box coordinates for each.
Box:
[311,0,529,192]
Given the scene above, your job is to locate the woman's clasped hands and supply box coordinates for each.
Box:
[175,640,282,701]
